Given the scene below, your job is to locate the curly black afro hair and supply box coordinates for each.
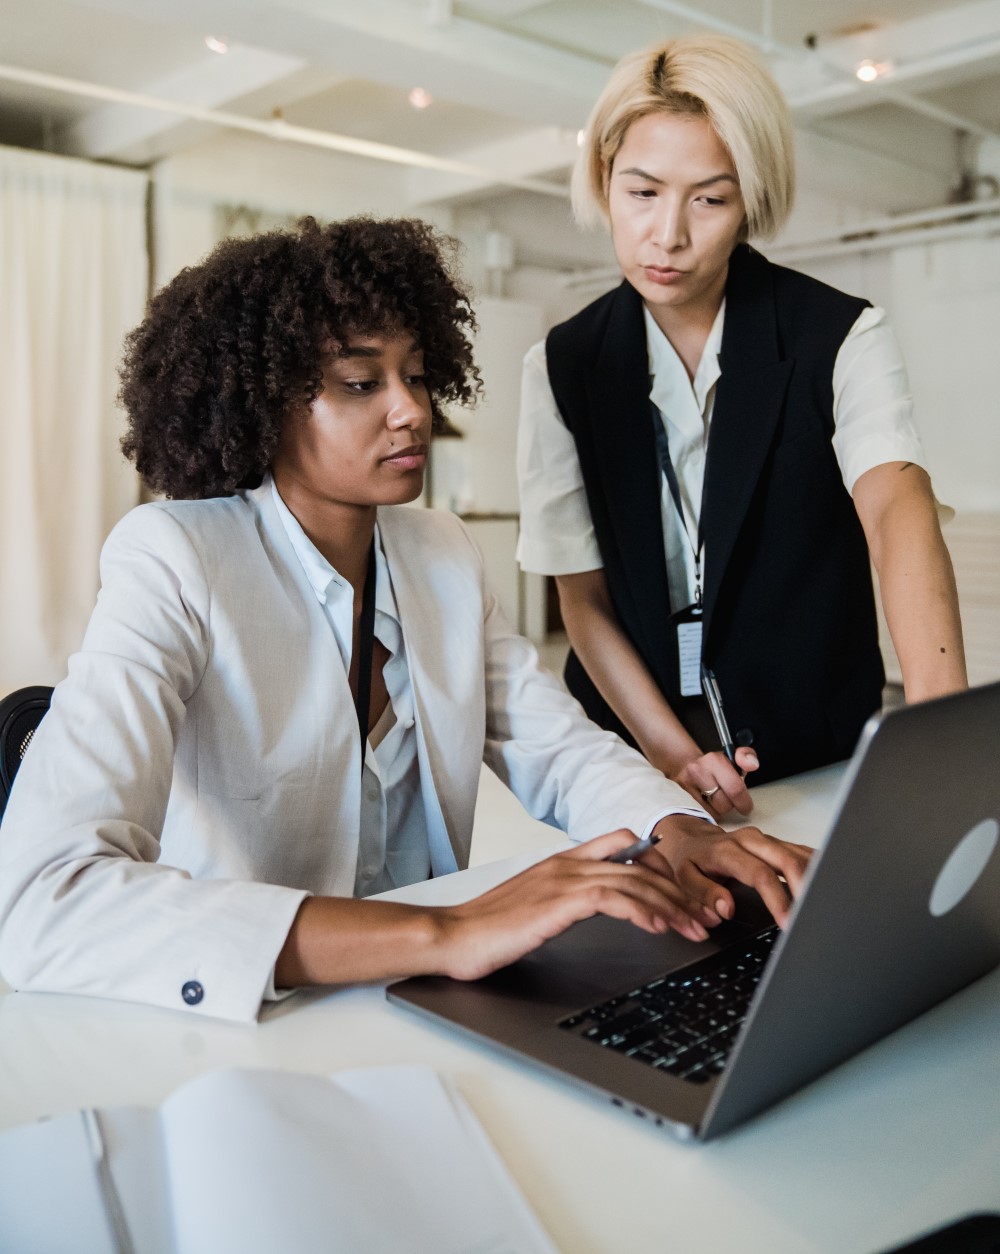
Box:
[119,215,480,499]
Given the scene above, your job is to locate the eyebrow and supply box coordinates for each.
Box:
[335,338,422,360]
[617,166,738,190]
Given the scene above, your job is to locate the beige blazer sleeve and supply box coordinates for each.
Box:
[0,503,309,1022]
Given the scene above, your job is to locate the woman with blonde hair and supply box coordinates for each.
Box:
[517,34,966,817]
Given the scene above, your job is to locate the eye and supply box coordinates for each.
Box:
[406,372,428,388]
[343,379,379,394]
[697,195,728,207]
[628,187,657,199]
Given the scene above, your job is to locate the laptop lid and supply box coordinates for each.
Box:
[388,683,1000,1140]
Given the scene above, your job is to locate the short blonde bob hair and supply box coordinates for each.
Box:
[572,34,795,241]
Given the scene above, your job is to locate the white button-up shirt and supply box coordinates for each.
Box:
[516,304,930,612]
[271,481,432,899]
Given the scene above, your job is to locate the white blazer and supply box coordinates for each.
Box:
[0,483,699,1021]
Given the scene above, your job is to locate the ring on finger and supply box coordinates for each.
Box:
[701,785,721,803]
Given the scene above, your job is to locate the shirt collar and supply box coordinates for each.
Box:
[268,473,400,627]
[644,299,726,417]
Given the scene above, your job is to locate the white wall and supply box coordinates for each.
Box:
[151,129,447,289]
[796,235,1000,513]
[887,237,1000,512]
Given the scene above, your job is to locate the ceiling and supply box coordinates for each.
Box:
[2,0,1000,219]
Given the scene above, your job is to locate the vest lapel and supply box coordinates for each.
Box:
[590,284,674,675]
[701,247,793,640]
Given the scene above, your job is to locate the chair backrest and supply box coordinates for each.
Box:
[0,686,53,821]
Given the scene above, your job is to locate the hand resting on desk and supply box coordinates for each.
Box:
[275,820,812,989]
[673,746,760,819]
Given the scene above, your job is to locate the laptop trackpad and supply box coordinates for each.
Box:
[489,884,770,1010]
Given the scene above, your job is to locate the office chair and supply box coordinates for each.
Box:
[0,686,53,821]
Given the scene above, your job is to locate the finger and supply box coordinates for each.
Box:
[584,867,711,941]
[561,829,638,862]
[519,845,712,940]
[710,848,792,927]
[695,754,753,817]
[703,785,739,818]
[734,746,759,775]
[635,846,723,927]
[674,832,791,925]
[731,829,814,895]
[672,863,734,924]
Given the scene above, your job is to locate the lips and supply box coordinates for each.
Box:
[383,443,428,468]
[643,265,686,284]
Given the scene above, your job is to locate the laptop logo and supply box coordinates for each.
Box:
[929,818,999,917]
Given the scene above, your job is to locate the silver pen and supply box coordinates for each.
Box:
[82,1108,136,1254]
[700,664,744,775]
[605,834,662,864]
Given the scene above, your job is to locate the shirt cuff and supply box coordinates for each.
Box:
[262,965,301,1003]
[640,806,718,839]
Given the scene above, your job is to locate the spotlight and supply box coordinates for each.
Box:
[408,87,433,109]
[205,35,229,54]
[855,58,892,82]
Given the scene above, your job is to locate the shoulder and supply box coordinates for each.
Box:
[107,492,259,553]
[547,282,636,356]
[740,245,869,319]
[379,504,473,554]
[101,493,265,596]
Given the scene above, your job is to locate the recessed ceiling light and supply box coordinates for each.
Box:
[408,87,433,109]
[855,58,892,82]
[205,35,229,55]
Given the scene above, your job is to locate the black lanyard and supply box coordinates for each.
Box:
[353,541,377,773]
[650,400,705,606]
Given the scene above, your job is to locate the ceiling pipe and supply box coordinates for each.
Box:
[631,0,1000,143]
[0,62,569,199]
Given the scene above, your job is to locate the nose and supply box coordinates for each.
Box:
[653,197,688,252]
[386,376,430,431]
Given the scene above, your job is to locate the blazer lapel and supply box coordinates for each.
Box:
[701,247,793,641]
[589,283,674,677]
[377,511,481,875]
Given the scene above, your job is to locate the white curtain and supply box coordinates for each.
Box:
[0,146,148,694]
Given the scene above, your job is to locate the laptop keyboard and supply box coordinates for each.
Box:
[558,927,779,1085]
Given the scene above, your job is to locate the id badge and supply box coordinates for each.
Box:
[674,605,703,697]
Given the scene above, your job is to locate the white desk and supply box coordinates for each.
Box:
[1,765,998,1254]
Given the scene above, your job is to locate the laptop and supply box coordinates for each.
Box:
[388,682,1000,1141]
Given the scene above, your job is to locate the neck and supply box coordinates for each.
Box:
[272,472,376,591]
[646,270,726,382]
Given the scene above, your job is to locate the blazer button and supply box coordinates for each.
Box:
[181,980,204,1006]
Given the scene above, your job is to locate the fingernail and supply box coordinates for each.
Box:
[702,907,721,926]
[716,897,733,919]
[745,752,759,769]
[690,922,708,942]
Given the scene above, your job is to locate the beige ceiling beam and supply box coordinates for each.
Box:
[632,0,1000,143]
[0,63,566,196]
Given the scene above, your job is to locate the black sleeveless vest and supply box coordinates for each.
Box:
[545,244,885,784]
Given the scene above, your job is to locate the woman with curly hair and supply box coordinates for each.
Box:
[0,216,809,1021]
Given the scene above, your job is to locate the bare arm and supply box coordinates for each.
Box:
[853,462,967,702]
[274,817,814,990]
[555,569,756,815]
[275,827,712,989]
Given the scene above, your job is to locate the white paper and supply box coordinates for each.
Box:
[0,1065,556,1254]
[0,1110,119,1254]
[158,1066,556,1254]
